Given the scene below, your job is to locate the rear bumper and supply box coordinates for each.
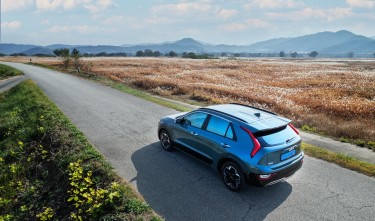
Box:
[247,157,303,187]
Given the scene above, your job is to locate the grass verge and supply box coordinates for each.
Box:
[302,143,375,177]
[29,62,192,112]
[0,64,23,80]
[0,80,162,220]
[102,77,192,112]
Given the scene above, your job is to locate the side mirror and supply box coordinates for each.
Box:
[175,117,183,124]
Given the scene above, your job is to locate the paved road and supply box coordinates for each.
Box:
[0,75,28,93]
[2,62,375,221]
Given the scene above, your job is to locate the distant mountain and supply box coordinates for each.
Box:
[23,47,54,56]
[0,43,37,54]
[1,30,374,56]
[246,30,375,53]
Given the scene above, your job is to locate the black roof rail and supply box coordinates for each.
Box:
[198,107,248,123]
[229,103,277,115]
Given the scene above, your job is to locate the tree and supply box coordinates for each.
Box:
[168,51,177,57]
[290,52,298,58]
[186,52,197,59]
[53,48,71,68]
[309,51,318,58]
[144,49,153,57]
[135,50,144,57]
[71,48,81,70]
[348,52,354,58]
[153,51,161,57]
[279,51,285,57]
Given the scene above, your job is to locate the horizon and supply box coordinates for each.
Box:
[1,1,375,45]
[1,30,372,47]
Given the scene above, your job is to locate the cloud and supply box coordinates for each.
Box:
[36,0,89,10]
[35,0,115,12]
[103,16,124,25]
[46,25,99,34]
[346,0,375,8]
[84,0,116,13]
[152,2,213,16]
[245,0,304,10]
[2,0,33,12]
[218,19,269,32]
[1,21,23,29]
[266,7,353,21]
[152,1,237,22]
[42,19,50,25]
[217,9,238,20]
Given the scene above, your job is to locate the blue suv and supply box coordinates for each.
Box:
[158,103,304,191]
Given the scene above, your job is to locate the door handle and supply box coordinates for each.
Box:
[221,143,230,148]
[191,132,198,136]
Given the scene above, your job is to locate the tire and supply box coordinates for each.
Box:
[159,130,174,151]
[221,162,244,192]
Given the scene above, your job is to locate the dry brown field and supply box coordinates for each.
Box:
[2,57,375,148]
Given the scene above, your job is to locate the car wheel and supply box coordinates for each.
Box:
[221,162,244,192]
[159,130,174,151]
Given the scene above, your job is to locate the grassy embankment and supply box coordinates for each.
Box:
[0,64,23,80]
[0,80,162,220]
[302,143,375,177]
[24,61,375,178]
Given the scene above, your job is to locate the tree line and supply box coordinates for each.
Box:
[2,48,375,59]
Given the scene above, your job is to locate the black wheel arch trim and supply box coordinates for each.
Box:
[217,157,247,176]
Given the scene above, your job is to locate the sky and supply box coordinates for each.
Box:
[1,0,375,46]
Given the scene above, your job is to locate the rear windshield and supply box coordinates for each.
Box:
[255,125,297,146]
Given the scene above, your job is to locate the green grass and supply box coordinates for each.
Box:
[0,80,162,221]
[0,64,23,80]
[302,143,375,177]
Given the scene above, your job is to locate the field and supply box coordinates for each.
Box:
[2,56,375,148]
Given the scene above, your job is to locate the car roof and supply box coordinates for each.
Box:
[199,103,291,131]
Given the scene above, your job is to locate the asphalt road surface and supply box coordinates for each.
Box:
[2,62,374,221]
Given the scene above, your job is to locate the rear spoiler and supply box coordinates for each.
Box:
[229,103,277,115]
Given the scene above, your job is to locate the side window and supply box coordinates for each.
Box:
[226,125,234,139]
[206,115,234,139]
[183,112,208,128]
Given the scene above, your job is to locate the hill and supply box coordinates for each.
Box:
[248,30,375,53]
[1,30,374,56]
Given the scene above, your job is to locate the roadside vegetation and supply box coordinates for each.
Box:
[0,80,162,220]
[302,143,375,177]
[0,64,23,80]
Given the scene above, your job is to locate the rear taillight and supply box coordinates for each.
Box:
[288,123,299,135]
[241,126,261,158]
